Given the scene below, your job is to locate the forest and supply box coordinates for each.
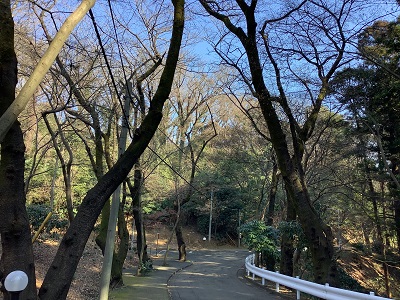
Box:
[1,0,400,299]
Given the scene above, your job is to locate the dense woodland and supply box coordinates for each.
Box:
[1,0,400,299]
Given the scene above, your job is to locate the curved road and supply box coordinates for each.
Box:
[168,249,285,300]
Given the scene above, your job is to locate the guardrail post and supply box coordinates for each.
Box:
[275,271,279,292]
[296,276,300,300]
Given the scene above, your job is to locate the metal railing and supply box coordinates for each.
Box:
[245,254,392,300]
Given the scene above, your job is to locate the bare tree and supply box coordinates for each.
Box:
[198,0,384,285]
[169,71,218,260]
[0,0,184,299]
[37,0,185,298]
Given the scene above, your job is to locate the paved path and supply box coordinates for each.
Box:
[109,249,289,299]
[168,249,287,300]
[109,250,191,300]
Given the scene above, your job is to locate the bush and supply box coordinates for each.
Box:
[26,204,68,233]
[138,259,153,275]
[196,214,209,235]
[240,220,279,259]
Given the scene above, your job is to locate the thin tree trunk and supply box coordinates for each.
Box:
[258,178,268,221]
[110,186,129,287]
[0,0,96,143]
[368,176,384,254]
[127,169,149,274]
[361,223,371,250]
[42,111,74,222]
[380,182,391,298]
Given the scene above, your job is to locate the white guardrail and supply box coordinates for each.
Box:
[245,254,392,300]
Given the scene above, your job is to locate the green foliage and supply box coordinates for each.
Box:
[26,204,68,233]
[329,18,400,250]
[196,214,210,235]
[240,220,279,258]
[138,258,153,275]
[142,200,162,215]
[278,220,306,249]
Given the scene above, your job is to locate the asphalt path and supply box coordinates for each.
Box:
[168,249,286,300]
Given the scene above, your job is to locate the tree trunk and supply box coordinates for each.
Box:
[256,93,337,285]
[199,0,338,285]
[38,2,185,296]
[395,199,400,253]
[280,193,296,276]
[95,194,129,287]
[42,112,75,222]
[266,155,278,226]
[174,214,186,261]
[95,200,110,253]
[175,224,186,261]
[361,223,371,250]
[0,2,37,298]
[283,166,337,285]
[128,167,150,274]
[110,195,129,288]
[368,176,384,254]
[0,125,37,300]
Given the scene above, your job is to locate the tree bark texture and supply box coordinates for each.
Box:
[38,1,184,298]
[0,1,37,299]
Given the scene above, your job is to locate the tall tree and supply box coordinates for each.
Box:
[332,18,400,253]
[199,0,376,285]
[359,19,400,254]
